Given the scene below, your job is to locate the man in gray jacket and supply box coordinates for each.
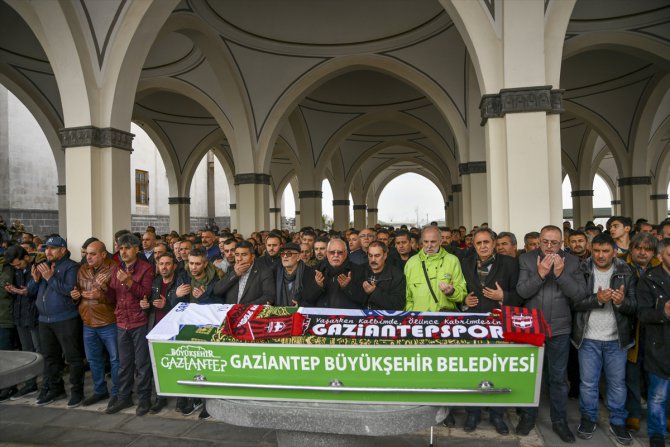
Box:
[516,225,587,443]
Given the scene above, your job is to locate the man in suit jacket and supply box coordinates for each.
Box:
[213,241,275,305]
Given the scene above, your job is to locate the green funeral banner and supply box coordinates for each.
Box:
[150,341,543,406]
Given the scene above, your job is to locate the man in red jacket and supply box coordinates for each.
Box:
[106,233,154,416]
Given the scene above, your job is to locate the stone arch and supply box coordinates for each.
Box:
[259,53,469,173]
[318,110,457,180]
[136,77,236,154]
[130,116,180,198]
[345,139,451,195]
[372,168,447,207]
[0,76,64,184]
[361,157,449,203]
[563,32,670,70]
[563,101,628,177]
[631,74,670,174]
[181,129,233,197]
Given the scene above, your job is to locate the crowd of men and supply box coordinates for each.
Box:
[1,216,670,446]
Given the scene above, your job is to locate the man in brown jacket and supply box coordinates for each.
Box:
[70,240,118,408]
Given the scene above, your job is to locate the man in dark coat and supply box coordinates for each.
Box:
[213,241,275,305]
[274,242,323,307]
[458,228,520,435]
[307,238,366,309]
[637,238,670,447]
[362,241,405,310]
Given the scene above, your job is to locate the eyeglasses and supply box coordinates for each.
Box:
[280,252,298,257]
[328,250,345,256]
[541,239,561,247]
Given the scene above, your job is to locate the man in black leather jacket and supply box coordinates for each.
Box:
[572,233,636,445]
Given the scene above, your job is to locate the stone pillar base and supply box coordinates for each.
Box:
[207,398,446,447]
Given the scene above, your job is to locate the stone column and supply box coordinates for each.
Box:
[482,88,564,238]
[298,190,322,229]
[57,185,67,237]
[571,190,594,227]
[332,199,350,230]
[618,176,651,220]
[269,207,281,230]
[353,204,367,229]
[234,173,270,234]
[611,200,621,216]
[206,151,215,225]
[61,126,133,252]
[651,194,669,223]
[367,208,378,227]
[451,185,463,227]
[229,204,238,233]
[444,203,450,228]
[459,162,487,230]
[0,87,8,216]
[294,211,300,230]
[168,197,190,234]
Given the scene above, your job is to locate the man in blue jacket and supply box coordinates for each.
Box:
[28,236,84,408]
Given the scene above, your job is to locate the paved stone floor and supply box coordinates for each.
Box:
[0,378,657,446]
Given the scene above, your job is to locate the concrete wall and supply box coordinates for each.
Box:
[0,89,232,238]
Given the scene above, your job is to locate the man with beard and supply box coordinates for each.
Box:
[28,236,84,408]
[106,234,154,416]
[274,242,323,307]
[622,233,660,432]
[362,241,405,310]
[458,228,519,434]
[312,239,366,309]
[200,230,220,262]
[568,230,590,262]
[516,225,587,442]
[177,239,193,272]
[70,241,118,408]
[176,248,221,305]
[313,236,329,264]
[572,233,636,445]
[404,226,466,312]
[257,233,282,272]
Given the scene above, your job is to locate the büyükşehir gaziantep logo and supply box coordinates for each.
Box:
[161,345,228,372]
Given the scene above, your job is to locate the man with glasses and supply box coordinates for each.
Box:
[275,242,323,307]
[404,226,467,312]
[314,239,366,309]
[516,225,587,442]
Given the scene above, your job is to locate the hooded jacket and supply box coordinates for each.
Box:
[404,248,466,312]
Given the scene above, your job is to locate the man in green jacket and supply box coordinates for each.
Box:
[404,226,466,311]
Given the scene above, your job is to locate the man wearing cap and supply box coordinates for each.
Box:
[274,242,323,307]
[28,236,85,408]
[106,233,154,416]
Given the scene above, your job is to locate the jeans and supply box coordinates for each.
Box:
[84,324,119,396]
[39,317,85,394]
[117,325,151,401]
[521,333,570,422]
[578,339,628,425]
[647,372,670,438]
[16,326,40,388]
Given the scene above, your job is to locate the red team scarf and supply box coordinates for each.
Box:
[496,306,551,347]
[223,304,305,341]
